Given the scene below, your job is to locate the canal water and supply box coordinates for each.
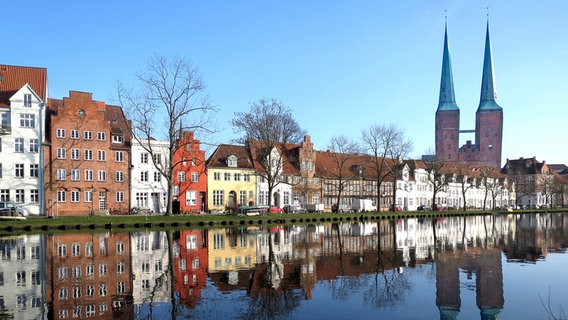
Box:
[1,212,567,319]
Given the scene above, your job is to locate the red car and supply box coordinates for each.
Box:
[269,206,284,214]
[389,204,403,212]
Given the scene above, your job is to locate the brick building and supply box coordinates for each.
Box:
[45,91,131,216]
[435,22,503,168]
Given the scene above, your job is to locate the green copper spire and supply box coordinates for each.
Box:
[477,21,502,111]
[437,22,460,112]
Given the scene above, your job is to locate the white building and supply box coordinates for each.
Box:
[130,140,169,213]
[255,146,293,209]
[0,65,48,216]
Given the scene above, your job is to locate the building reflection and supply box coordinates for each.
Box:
[45,233,133,319]
[1,212,568,318]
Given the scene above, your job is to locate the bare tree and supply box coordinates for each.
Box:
[423,153,448,210]
[323,135,361,207]
[360,123,413,211]
[454,164,474,211]
[118,55,217,214]
[231,98,306,207]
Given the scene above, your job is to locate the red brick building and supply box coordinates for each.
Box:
[435,22,503,169]
[45,91,131,216]
[173,230,208,309]
[173,131,207,213]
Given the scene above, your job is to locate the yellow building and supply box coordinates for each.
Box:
[206,144,257,213]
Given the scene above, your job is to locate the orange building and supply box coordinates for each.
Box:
[173,229,208,309]
[173,131,207,213]
[45,91,131,216]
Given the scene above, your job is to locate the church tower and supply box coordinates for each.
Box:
[435,19,503,169]
[435,23,460,163]
[475,21,503,168]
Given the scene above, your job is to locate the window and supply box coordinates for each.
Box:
[116,191,124,202]
[173,186,179,196]
[15,164,24,178]
[116,171,124,182]
[84,170,93,181]
[244,174,250,182]
[70,130,79,139]
[141,153,148,164]
[99,263,108,276]
[98,170,106,181]
[99,284,107,296]
[227,155,237,167]
[213,172,220,180]
[84,131,92,140]
[213,190,224,206]
[70,148,80,160]
[84,149,93,160]
[23,93,32,107]
[84,191,92,203]
[57,147,66,159]
[58,288,68,300]
[234,173,241,181]
[178,172,186,182]
[112,135,123,143]
[72,243,80,257]
[97,150,106,161]
[116,242,124,254]
[191,172,199,182]
[240,190,246,205]
[57,190,66,202]
[153,154,162,164]
[71,169,80,181]
[30,189,39,203]
[97,132,106,141]
[15,138,24,152]
[19,114,35,128]
[56,129,66,138]
[140,171,148,182]
[117,262,125,274]
[153,172,161,182]
[85,243,93,257]
[115,151,124,162]
[71,191,80,202]
[86,304,95,317]
[117,281,125,294]
[186,190,197,206]
[58,266,67,279]
[135,193,148,207]
[15,189,24,203]
[57,168,66,180]
[224,172,230,181]
[58,244,67,257]
[0,189,9,201]
[29,139,39,153]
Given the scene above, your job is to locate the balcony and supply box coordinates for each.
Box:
[0,124,11,135]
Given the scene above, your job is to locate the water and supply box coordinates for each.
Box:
[0,212,567,319]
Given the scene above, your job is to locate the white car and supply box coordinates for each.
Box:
[0,201,27,217]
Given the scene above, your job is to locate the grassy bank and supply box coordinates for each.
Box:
[0,208,564,236]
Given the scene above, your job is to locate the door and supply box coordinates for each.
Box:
[99,192,107,210]
[151,193,160,213]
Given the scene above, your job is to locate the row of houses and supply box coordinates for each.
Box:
[1,64,567,216]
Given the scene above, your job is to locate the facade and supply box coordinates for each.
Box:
[0,64,48,216]
[206,144,257,213]
[45,91,131,216]
[435,22,503,169]
[173,131,207,213]
[501,157,556,208]
[131,139,169,213]
[173,230,208,309]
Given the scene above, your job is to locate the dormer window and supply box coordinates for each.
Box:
[112,135,123,143]
[227,155,237,168]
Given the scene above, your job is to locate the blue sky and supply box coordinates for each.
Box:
[3,1,567,165]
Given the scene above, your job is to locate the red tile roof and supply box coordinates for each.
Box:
[0,64,48,107]
[206,144,255,169]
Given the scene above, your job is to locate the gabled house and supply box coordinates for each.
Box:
[45,91,131,216]
[173,131,207,213]
[0,64,48,215]
[206,144,256,213]
[501,157,553,208]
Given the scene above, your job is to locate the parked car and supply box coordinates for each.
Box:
[283,204,306,214]
[433,204,445,211]
[352,199,377,212]
[331,203,351,213]
[417,205,431,211]
[306,203,325,213]
[269,206,284,214]
[389,204,403,212]
[0,200,27,217]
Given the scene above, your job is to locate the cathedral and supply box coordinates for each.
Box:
[435,21,503,169]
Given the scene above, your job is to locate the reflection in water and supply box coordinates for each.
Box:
[0,213,567,319]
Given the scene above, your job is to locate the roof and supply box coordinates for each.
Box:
[0,64,48,107]
[206,144,255,169]
[437,23,460,112]
[501,157,548,175]
[105,104,131,145]
[315,150,399,181]
[246,139,302,175]
[477,21,502,112]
